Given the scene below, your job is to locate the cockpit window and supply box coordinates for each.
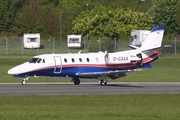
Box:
[28,58,39,63]
[37,59,42,63]
[28,58,43,63]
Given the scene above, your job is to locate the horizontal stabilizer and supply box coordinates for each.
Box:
[128,45,140,49]
[159,45,172,50]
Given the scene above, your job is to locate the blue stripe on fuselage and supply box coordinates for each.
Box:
[13,64,138,78]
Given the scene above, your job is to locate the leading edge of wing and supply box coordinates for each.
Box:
[75,69,141,77]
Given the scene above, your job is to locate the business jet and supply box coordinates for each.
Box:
[8,26,165,85]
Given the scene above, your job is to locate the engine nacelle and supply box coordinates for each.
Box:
[105,52,142,65]
[105,53,131,64]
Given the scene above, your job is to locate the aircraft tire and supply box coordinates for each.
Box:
[100,80,107,86]
[73,78,80,85]
[21,80,27,85]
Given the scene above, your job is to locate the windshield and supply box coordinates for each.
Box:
[28,57,45,63]
[28,58,39,63]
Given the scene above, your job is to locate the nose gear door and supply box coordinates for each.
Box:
[54,56,62,74]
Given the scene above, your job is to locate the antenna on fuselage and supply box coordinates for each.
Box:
[78,50,81,54]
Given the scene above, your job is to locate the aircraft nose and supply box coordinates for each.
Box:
[8,68,16,75]
[8,63,28,75]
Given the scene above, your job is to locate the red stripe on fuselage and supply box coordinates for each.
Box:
[142,50,160,63]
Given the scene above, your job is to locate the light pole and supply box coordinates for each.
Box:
[84,38,85,53]
[97,38,101,52]
[174,37,177,55]
[86,3,88,10]
[114,37,116,52]
[84,3,88,53]
[59,12,62,43]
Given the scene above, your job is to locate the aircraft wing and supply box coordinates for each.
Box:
[76,69,141,79]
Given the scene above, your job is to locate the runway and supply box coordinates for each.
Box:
[0,82,180,95]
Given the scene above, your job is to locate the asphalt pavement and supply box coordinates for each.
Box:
[0,82,180,95]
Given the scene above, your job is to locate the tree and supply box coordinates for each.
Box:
[59,0,79,9]
[15,0,43,33]
[175,0,180,30]
[0,0,26,33]
[149,0,179,35]
[41,4,59,41]
[72,5,153,38]
[14,0,59,41]
[42,0,59,6]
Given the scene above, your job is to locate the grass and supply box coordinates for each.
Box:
[0,94,180,120]
[1,55,180,83]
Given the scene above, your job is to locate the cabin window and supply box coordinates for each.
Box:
[64,58,67,63]
[86,58,90,62]
[79,58,82,62]
[105,54,109,62]
[42,59,45,63]
[72,58,75,62]
[96,57,99,62]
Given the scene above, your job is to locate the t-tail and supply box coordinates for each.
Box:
[137,26,165,68]
[139,26,165,51]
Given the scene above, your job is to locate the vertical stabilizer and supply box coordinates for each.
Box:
[139,26,165,51]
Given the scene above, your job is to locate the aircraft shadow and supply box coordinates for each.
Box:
[46,83,143,88]
[90,83,143,88]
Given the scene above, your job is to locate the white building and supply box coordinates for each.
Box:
[67,34,83,48]
[23,33,40,49]
[131,30,150,46]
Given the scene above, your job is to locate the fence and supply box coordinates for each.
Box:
[0,38,62,55]
[0,38,179,56]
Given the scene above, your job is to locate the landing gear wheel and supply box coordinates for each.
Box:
[21,80,27,85]
[73,78,80,85]
[21,75,29,85]
[100,79,107,86]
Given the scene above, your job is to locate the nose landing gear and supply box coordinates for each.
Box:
[21,76,29,85]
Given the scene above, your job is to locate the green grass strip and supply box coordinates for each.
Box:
[0,94,180,120]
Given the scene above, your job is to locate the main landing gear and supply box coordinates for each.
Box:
[72,76,108,86]
[21,75,29,85]
[99,75,108,86]
[72,77,80,85]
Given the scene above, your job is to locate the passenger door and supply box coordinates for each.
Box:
[54,56,62,74]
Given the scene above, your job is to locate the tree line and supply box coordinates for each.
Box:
[0,0,180,41]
